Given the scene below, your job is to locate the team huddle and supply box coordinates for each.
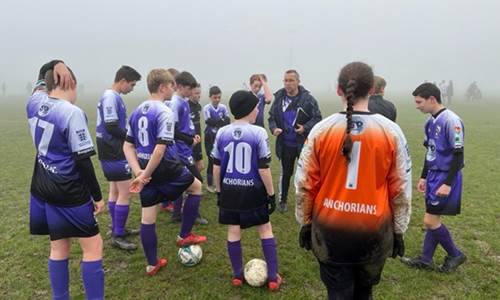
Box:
[26,60,466,300]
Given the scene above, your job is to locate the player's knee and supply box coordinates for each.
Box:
[257,222,274,239]
[189,178,202,194]
[141,206,157,224]
[50,239,71,259]
[80,234,103,260]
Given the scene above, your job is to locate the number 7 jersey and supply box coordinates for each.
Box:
[295,112,412,264]
[26,91,96,205]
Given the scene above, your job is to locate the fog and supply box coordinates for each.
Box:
[1,0,499,98]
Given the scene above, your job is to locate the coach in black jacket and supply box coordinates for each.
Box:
[368,76,397,122]
[268,70,322,213]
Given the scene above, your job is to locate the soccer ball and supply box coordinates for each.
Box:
[177,245,203,267]
[244,258,268,287]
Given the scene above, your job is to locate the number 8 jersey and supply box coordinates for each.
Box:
[295,112,412,264]
[26,91,96,205]
[212,123,271,211]
[126,100,184,184]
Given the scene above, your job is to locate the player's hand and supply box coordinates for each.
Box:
[392,233,405,258]
[94,200,105,215]
[273,128,283,136]
[436,184,451,197]
[417,178,426,193]
[294,124,305,134]
[193,135,201,145]
[130,175,149,193]
[267,194,276,215]
[53,62,75,90]
[259,74,267,83]
[299,224,312,250]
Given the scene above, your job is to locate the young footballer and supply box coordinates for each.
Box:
[249,74,272,128]
[27,61,105,299]
[212,90,281,291]
[203,86,230,193]
[189,83,204,172]
[96,65,141,250]
[169,71,208,224]
[295,62,412,299]
[402,83,466,272]
[123,69,207,275]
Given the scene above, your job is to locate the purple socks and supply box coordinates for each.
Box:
[227,240,243,278]
[81,260,104,300]
[113,204,129,237]
[172,196,183,218]
[261,238,279,282]
[48,258,69,300]
[421,224,462,262]
[421,229,438,263]
[180,194,201,238]
[140,223,158,266]
[433,224,462,257]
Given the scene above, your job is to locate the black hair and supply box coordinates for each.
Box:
[337,62,374,161]
[114,65,141,83]
[412,82,441,103]
[175,71,198,88]
[209,86,221,97]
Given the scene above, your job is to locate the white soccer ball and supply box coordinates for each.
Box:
[177,245,203,267]
[244,258,268,287]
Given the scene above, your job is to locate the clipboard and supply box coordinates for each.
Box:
[293,107,310,128]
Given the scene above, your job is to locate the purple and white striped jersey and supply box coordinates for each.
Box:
[212,123,271,210]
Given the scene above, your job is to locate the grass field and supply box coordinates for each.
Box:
[0,93,499,299]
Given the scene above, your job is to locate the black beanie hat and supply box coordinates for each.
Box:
[229,90,259,119]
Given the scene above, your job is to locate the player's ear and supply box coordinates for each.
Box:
[336,86,343,97]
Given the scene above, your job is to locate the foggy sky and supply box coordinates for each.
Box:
[1,0,499,96]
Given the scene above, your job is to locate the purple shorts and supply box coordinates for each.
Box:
[100,159,132,182]
[30,194,99,241]
[425,170,462,215]
[139,167,194,207]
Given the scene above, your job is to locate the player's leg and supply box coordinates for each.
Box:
[107,182,118,233]
[49,238,71,300]
[353,260,386,300]
[205,133,216,192]
[402,213,440,269]
[278,146,298,212]
[139,187,167,275]
[319,262,355,299]
[257,222,281,290]
[111,179,137,250]
[186,162,208,225]
[177,176,207,246]
[78,235,104,300]
[227,224,243,285]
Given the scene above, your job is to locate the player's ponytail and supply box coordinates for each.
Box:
[342,80,357,161]
[337,62,374,162]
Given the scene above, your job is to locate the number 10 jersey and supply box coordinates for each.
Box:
[212,123,271,211]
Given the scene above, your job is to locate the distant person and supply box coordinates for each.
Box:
[268,70,322,213]
[295,62,411,299]
[439,80,449,104]
[189,84,204,173]
[27,60,104,299]
[1,82,6,96]
[203,86,230,193]
[402,83,467,272]
[249,74,272,128]
[466,81,481,101]
[368,76,397,122]
[96,65,142,251]
[447,80,454,105]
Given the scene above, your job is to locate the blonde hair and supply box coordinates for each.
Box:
[147,69,174,93]
[373,76,386,94]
